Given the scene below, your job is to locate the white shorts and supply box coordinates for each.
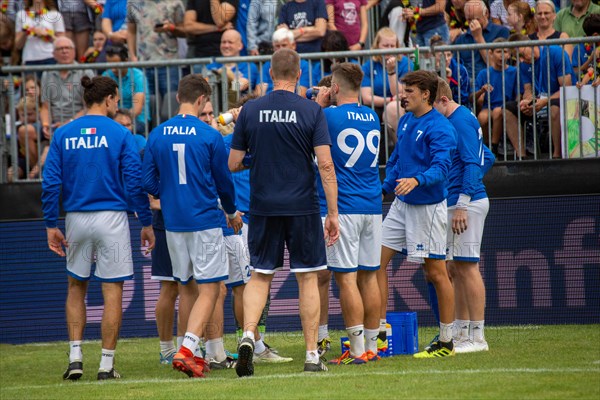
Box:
[166,228,228,284]
[223,234,251,287]
[446,198,489,262]
[65,211,133,281]
[382,198,447,263]
[323,214,382,272]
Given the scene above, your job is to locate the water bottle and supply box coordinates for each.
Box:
[306,87,319,100]
[218,112,234,125]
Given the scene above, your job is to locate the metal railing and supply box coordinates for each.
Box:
[1,36,599,183]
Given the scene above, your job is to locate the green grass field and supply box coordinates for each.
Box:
[1,325,599,399]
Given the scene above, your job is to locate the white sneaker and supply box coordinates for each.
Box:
[454,339,474,354]
[254,347,293,363]
[455,339,489,354]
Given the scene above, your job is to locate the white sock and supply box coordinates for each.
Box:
[318,324,329,342]
[379,319,387,333]
[254,339,266,354]
[181,332,200,354]
[69,340,82,362]
[306,350,319,364]
[454,319,470,341]
[176,336,184,349]
[364,328,379,354]
[347,325,365,356]
[206,338,227,361]
[439,322,453,343]
[194,338,205,358]
[471,320,485,342]
[99,349,115,371]
[160,340,176,355]
[243,330,255,342]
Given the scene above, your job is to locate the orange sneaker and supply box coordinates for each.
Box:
[366,350,381,361]
[172,352,207,378]
[328,350,368,365]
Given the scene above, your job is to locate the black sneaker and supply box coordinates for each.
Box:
[209,356,237,370]
[235,337,255,377]
[63,361,83,381]
[304,359,328,372]
[97,368,121,380]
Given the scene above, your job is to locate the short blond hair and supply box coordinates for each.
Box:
[436,77,453,100]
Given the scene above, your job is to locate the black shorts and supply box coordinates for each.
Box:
[505,99,560,120]
[248,214,327,274]
[151,228,175,281]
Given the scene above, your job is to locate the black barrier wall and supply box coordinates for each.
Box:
[1,195,598,344]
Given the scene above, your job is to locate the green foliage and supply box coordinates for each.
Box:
[1,325,599,399]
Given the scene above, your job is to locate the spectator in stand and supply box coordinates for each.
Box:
[506,1,536,36]
[531,0,572,57]
[361,27,412,146]
[81,30,107,64]
[554,0,600,39]
[572,13,600,87]
[490,0,535,29]
[431,35,471,107]
[309,30,354,87]
[114,108,147,150]
[101,0,128,45]
[203,29,259,103]
[246,0,278,56]
[1,17,19,67]
[380,0,410,47]
[102,43,150,134]
[255,27,312,97]
[505,33,574,159]
[15,0,65,68]
[402,0,449,47]
[40,37,94,135]
[453,0,510,78]
[326,0,368,51]
[278,0,328,54]
[15,96,44,180]
[57,0,99,60]
[184,0,238,58]
[127,0,186,99]
[446,0,468,43]
[235,0,250,55]
[474,38,518,155]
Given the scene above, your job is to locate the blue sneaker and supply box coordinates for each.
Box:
[160,350,176,365]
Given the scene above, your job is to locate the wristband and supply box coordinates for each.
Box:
[227,212,238,220]
[299,27,305,36]
[456,194,471,210]
[359,41,365,48]
[387,70,396,76]
[169,24,175,33]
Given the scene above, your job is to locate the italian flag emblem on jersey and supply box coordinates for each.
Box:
[81,128,96,135]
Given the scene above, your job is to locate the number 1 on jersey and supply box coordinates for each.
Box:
[173,143,187,184]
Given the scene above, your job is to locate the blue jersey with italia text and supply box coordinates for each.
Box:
[382,109,457,205]
[445,106,489,207]
[318,103,382,215]
[142,114,237,232]
[42,115,151,228]
[231,90,331,216]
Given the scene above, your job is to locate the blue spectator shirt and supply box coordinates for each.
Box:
[102,68,150,126]
[42,115,152,228]
[519,45,574,97]
[448,58,471,107]
[475,65,518,109]
[361,57,413,98]
[102,0,128,31]
[453,22,510,78]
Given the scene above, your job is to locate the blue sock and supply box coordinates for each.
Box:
[427,282,440,325]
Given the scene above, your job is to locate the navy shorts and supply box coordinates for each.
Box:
[248,214,328,274]
[151,228,175,281]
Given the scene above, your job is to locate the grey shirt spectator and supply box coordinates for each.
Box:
[246,0,279,55]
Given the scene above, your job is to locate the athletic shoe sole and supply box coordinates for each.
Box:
[236,340,255,377]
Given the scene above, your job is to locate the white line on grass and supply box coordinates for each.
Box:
[3,367,598,392]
